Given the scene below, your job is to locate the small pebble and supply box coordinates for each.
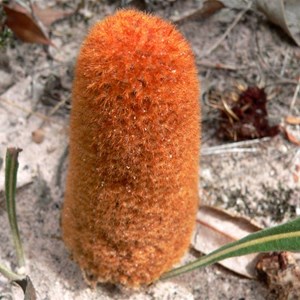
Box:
[32,129,45,144]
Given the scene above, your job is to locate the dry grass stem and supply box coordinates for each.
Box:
[201,1,252,58]
[290,77,300,110]
[202,147,258,155]
[0,97,50,121]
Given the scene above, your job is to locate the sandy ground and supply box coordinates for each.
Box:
[0,0,300,299]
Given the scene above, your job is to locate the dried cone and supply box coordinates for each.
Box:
[62,9,201,287]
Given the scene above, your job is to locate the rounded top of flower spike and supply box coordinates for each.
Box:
[86,9,188,59]
[75,9,197,100]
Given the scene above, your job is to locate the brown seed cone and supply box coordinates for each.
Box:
[61,9,201,287]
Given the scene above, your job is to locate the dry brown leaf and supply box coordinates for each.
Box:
[283,128,300,146]
[174,0,225,24]
[15,276,37,300]
[257,0,300,46]
[292,163,300,183]
[3,4,53,45]
[285,115,300,125]
[32,4,73,27]
[192,205,262,278]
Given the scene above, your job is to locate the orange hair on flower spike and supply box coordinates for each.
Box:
[61,9,201,287]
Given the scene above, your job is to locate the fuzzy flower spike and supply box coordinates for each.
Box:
[62,9,201,287]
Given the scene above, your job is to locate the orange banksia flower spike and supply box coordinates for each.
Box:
[62,9,201,287]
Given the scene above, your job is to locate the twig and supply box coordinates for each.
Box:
[197,60,247,71]
[55,145,69,187]
[202,137,271,151]
[46,98,68,118]
[201,2,252,58]
[0,97,50,122]
[254,23,298,85]
[27,0,38,22]
[290,77,300,110]
[280,48,290,77]
[202,148,258,155]
[14,0,29,9]
[201,137,272,155]
[39,97,69,128]
[264,79,299,87]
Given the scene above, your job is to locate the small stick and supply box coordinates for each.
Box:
[290,77,300,110]
[264,80,299,88]
[27,0,38,21]
[39,97,69,128]
[201,1,252,58]
[202,148,258,155]
[55,145,69,187]
[255,27,299,86]
[0,97,50,122]
[280,48,290,76]
[202,137,271,152]
[197,60,247,71]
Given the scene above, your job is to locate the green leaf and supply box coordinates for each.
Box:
[0,262,24,281]
[5,147,25,268]
[162,216,300,279]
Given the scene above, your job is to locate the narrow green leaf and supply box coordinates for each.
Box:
[0,263,24,281]
[5,147,25,268]
[162,216,300,279]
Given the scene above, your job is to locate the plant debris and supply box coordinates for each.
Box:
[256,252,300,300]
[285,115,300,125]
[283,128,300,147]
[15,276,37,300]
[211,85,280,141]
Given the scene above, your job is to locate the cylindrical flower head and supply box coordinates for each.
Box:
[62,9,201,287]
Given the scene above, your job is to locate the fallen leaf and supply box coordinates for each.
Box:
[31,4,73,27]
[192,205,262,278]
[174,0,225,24]
[283,128,300,146]
[257,0,300,46]
[3,4,53,45]
[285,115,300,125]
[15,276,37,300]
[293,164,300,183]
